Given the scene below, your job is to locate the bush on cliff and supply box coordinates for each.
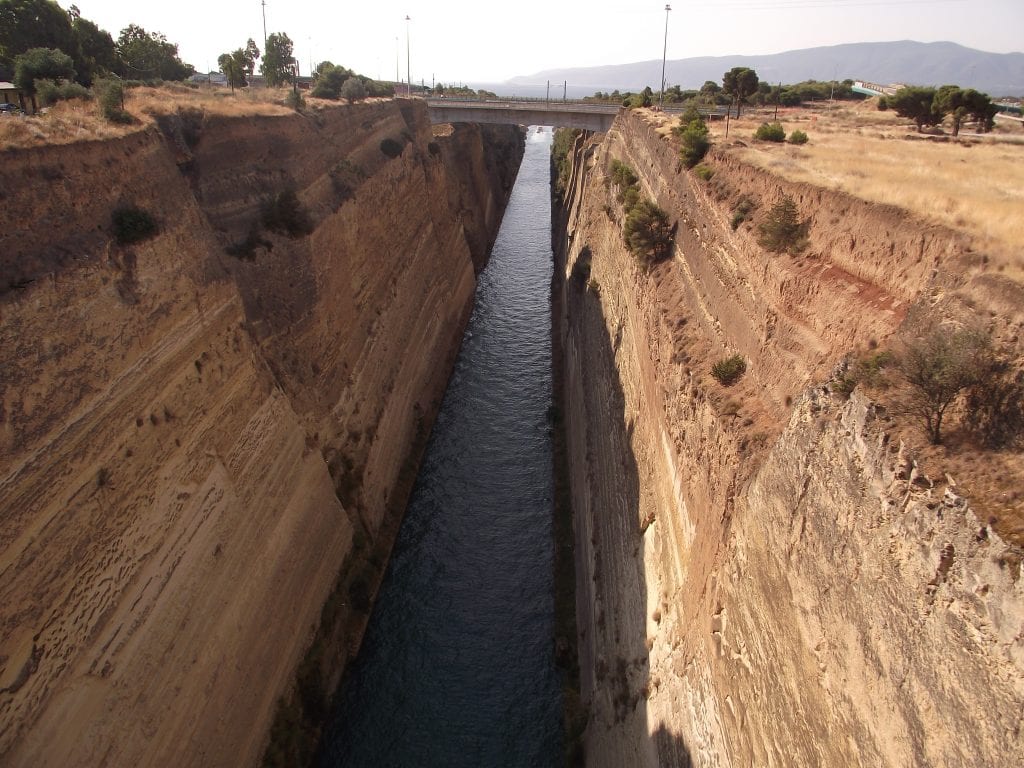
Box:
[609,159,639,200]
[379,137,404,158]
[712,354,747,386]
[757,195,807,253]
[112,206,158,245]
[552,127,582,196]
[677,115,710,168]
[95,78,132,123]
[902,326,992,445]
[262,189,313,237]
[624,198,673,268]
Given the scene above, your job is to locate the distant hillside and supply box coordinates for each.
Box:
[505,41,1024,98]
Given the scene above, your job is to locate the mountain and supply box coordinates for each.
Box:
[503,41,1024,98]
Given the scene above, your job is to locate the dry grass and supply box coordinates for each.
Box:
[0,83,317,150]
[717,102,1024,266]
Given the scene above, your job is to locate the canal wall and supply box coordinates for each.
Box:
[0,100,523,767]
[553,112,1024,766]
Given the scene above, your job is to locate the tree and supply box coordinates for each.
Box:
[311,62,349,99]
[722,66,758,117]
[218,49,247,91]
[70,14,116,85]
[0,0,79,80]
[758,195,807,253]
[115,24,192,80]
[13,46,74,102]
[963,88,997,132]
[340,76,366,102]
[902,326,990,444]
[887,86,941,132]
[674,109,710,168]
[624,198,674,267]
[243,38,260,77]
[261,32,294,87]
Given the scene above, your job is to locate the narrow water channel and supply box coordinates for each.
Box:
[317,128,562,767]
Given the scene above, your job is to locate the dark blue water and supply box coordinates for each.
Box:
[318,128,561,768]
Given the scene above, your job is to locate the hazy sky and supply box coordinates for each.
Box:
[73,0,1021,84]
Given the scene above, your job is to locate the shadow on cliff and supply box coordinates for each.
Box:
[563,253,693,768]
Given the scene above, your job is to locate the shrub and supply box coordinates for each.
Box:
[284,89,305,111]
[754,122,786,142]
[609,159,639,197]
[730,196,756,230]
[758,195,807,253]
[380,137,404,158]
[712,354,747,386]
[693,163,714,181]
[340,77,367,102]
[551,127,582,196]
[262,189,313,237]
[788,129,809,145]
[902,326,991,444]
[678,118,710,168]
[35,78,91,106]
[112,207,158,245]
[965,358,1024,448]
[620,186,640,212]
[623,198,673,268]
[13,48,75,94]
[226,228,271,259]
[95,78,131,123]
[834,349,895,397]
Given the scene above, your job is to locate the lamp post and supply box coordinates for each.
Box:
[261,0,268,53]
[660,4,671,109]
[405,15,411,97]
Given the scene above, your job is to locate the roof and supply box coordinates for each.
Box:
[0,82,20,91]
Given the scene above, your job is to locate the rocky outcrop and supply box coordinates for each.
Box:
[0,100,523,767]
[554,112,1023,766]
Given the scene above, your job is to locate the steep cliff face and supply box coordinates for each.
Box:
[0,100,523,766]
[554,113,1023,766]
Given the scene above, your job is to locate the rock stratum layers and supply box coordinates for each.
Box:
[0,101,523,767]
[554,113,1023,766]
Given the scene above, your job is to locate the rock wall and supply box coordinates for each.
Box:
[0,100,523,767]
[554,113,1023,766]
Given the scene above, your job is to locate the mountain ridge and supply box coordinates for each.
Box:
[503,41,1024,97]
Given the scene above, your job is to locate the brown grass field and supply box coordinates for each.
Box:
[0,83,308,150]
[647,100,1024,268]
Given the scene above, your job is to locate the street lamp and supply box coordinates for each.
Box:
[660,4,671,109]
[405,15,411,97]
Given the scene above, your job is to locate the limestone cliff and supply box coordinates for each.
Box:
[0,100,523,766]
[554,112,1023,766]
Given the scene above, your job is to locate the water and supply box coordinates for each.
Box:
[317,128,561,768]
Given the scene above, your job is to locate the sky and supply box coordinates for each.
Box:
[72,0,1022,84]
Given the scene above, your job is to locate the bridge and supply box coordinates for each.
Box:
[425,97,620,131]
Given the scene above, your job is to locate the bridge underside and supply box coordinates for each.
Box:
[427,105,615,132]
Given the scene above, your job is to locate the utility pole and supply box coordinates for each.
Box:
[546,80,550,106]
[563,80,566,102]
[774,81,781,120]
[660,4,671,109]
[405,15,411,97]
[261,0,267,52]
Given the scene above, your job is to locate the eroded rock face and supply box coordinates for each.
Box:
[554,114,1023,767]
[0,101,523,767]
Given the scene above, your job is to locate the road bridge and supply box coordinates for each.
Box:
[425,97,620,131]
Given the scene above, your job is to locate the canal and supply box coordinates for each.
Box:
[317,127,562,767]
